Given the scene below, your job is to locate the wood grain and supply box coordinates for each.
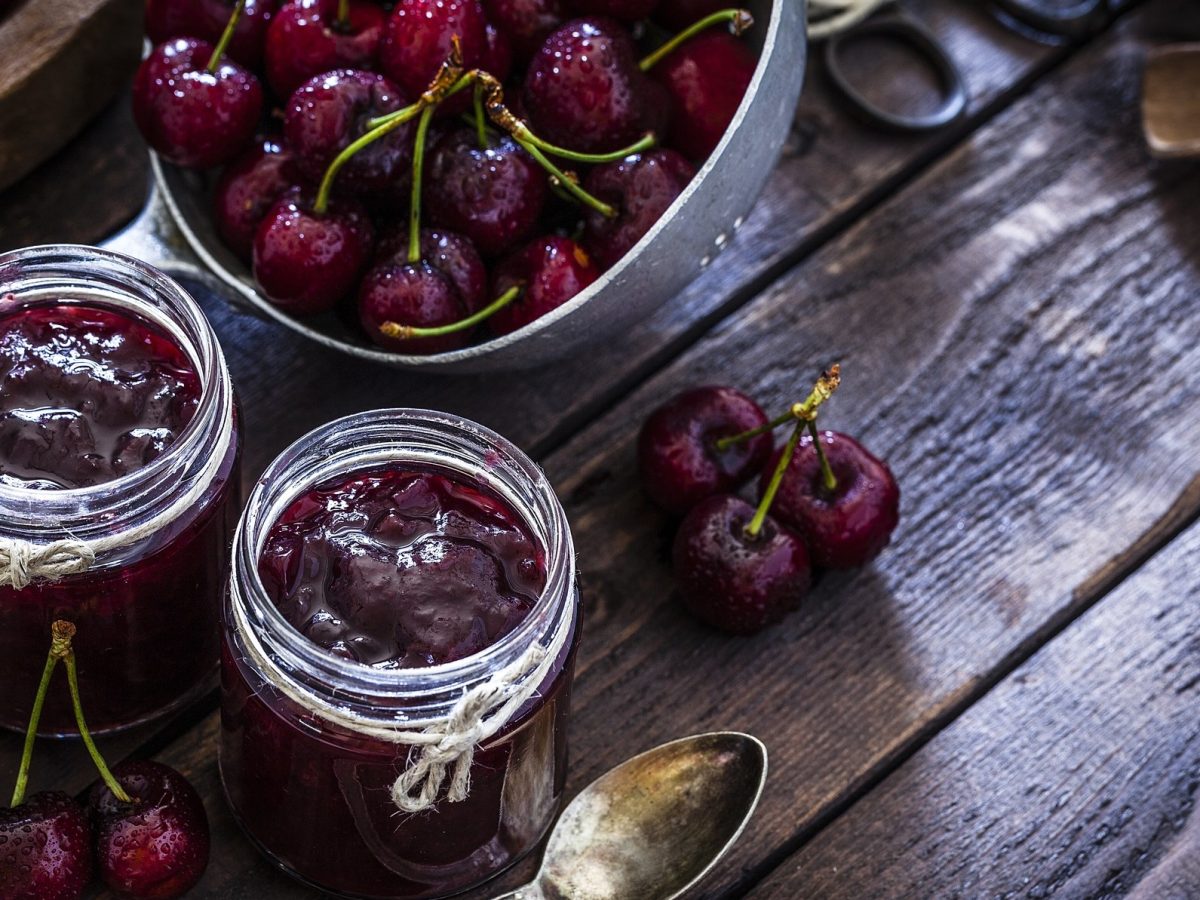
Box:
[88,2,1200,897]
[744,519,1200,899]
[0,0,141,190]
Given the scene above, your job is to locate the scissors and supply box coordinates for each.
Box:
[816,0,1112,133]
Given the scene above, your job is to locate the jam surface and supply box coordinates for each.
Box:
[0,302,201,489]
[258,468,547,667]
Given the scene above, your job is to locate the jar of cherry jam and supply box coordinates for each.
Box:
[220,409,579,900]
[0,245,241,735]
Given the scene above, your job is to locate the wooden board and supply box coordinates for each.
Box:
[745,520,1200,898]
[82,2,1200,896]
[0,0,141,190]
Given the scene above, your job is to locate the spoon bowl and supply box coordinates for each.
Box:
[495,731,767,900]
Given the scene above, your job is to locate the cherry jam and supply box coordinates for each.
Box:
[221,410,578,899]
[0,246,241,735]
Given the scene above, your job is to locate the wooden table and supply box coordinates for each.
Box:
[3,0,1199,896]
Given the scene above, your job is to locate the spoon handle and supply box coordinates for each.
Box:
[489,881,548,899]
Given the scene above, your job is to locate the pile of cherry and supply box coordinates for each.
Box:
[0,622,209,900]
[638,365,901,634]
[134,0,759,354]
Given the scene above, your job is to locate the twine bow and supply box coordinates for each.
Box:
[0,539,95,589]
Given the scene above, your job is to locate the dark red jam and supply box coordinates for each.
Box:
[0,303,201,489]
[257,468,546,668]
[221,466,575,899]
[0,302,238,735]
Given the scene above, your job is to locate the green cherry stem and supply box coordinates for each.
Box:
[408,104,437,263]
[713,409,795,453]
[314,100,423,215]
[9,622,73,807]
[807,419,838,492]
[206,0,247,73]
[381,283,523,340]
[714,363,842,453]
[519,139,616,217]
[61,625,131,804]
[336,0,350,28]
[640,8,753,71]
[473,83,489,149]
[509,123,656,164]
[745,420,803,539]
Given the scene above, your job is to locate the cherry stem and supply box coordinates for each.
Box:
[808,419,838,492]
[746,420,802,539]
[510,123,656,164]
[206,0,247,73]
[520,139,616,217]
[336,0,350,28]
[713,409,795,453]
[57,627,132,803]
[473,83,488,149]
[9,623,73,807]
[639,8,754,71]
[381,283,523,340]
[408,104,437,264]
[714,363,842,452]
[314,100,422,215]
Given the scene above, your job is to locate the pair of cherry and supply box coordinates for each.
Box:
[0,623,209,900]
[638,366,901,634]
[133,0,758,353]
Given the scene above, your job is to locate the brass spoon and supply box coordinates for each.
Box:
[1142,43,1200,158]
[492,732,768,900]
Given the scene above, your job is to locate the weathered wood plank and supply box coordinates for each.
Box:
[745,521,1200,899]
[92,3,1200,897]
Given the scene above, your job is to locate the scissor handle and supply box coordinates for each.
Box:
[824,16,968,133]
[991,0,1108,40]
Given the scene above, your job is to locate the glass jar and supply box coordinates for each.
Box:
[0,245,241,736]
[220,409,579,900]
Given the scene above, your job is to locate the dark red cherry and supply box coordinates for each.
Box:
[379,0,487,100]
[583,148,695,268]
[376,226,488,311]
[523,17,652,153]
[284,69,414,195]
[651,0,724,30]
[194,0,279,68]
[672,494,811,634]
[0,792,92,900]
[638,385,771,515]
[89,761,210,900]
[482,0,564,63]
[760,430,900,569]
[650,30,755,159]
[482,22,514,82]
[566,0,659,24]
[253,190,375,315]
[264,0,385,99]
[488,236,599,335]
[132,38,264,169]
[426,128,548,258]
[358,260,471,353]
[213,136,302,261]
[144,0,202,42]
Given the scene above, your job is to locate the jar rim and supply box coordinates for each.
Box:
[228,408,577,717]
[0,244,231,538]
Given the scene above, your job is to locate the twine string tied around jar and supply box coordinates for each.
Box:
[0,394,234,591]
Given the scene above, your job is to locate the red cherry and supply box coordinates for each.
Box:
[760,430,900,569]
[144,0,203,42]
[672,494,811,634]
[284,69,414,196]
[264,0,385,99]
[650,30,754,159]
[253,190,375,315]
[358,260,473,353]
[89,761,210,900]
[488,236,599,335]
[638,385,771,515]
[482,0,564,63]
[426,128,548,258]
[193,0,279,68]
[583,148,695,268]
[132,38,264,169]
[375,226,488,311]
[379,0,487,100]
[522,17,653,153]
[482,22,514,82]
[213,136,303,261]
[566,0,659,24]
[651,0,724,30]
[0,792,92,900]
